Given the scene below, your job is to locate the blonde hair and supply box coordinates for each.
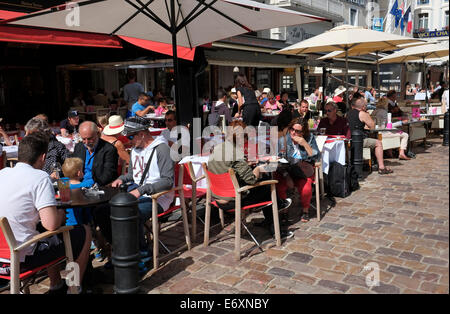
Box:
[376,97,388,110]
[62,157,84,179]
[97,114,109,128]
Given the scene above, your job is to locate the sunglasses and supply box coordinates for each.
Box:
[290,128,303,135]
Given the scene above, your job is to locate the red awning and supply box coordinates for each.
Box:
[0,10,197,59]
[0,25,123,48]
[119,36,196,61]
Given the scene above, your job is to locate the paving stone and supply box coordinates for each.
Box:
[343,274,368,288]
[422,257,448,266]
[399,251,423,262]
[419,282,449,294]
[267,267,295,278]
[317,280,350,293]
[285,252,314,264]
[319,223,344,230]
[424,234,449,242]
[371,283,401,294]
[386,265,414,277]
[375,247,401,256]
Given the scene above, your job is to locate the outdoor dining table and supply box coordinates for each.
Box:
[317,136,347,175]
[56,186,120,208]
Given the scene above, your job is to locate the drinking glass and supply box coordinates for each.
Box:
[50,162,62,180]
[9,136,15,145]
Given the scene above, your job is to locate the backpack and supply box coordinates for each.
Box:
[327,162,359,198]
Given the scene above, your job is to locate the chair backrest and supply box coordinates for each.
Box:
[0,217,16,261]
[201,163,236,198]
[174,163,192,186]
[96,108,111,117]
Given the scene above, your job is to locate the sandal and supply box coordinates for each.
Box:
[378,167,393,175]
[300,213,310,223]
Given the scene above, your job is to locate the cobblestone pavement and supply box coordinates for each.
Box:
[3,137,448,294]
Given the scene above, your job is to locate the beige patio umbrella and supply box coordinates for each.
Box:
[379,41,449,109]
[275,24,422,106]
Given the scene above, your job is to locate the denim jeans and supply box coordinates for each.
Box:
[137,196,163,251]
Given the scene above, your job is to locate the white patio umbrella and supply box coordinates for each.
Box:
[379,41,449,109]
[3,0,325,123]
[275,24,422,107]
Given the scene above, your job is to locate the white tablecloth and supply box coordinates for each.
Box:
[2,145,18,158]
[178,155,210,189]
[321,139,346,175]
[56,135,75,152]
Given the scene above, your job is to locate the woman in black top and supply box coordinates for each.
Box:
[235,74,261,127]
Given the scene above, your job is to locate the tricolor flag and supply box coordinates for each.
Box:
[404,7,413,33]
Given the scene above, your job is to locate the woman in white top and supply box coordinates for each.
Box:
[372,98,411,160]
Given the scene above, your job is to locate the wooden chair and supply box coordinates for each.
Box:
[176,162,206,243]
[0,217,76,294]
[202,163,282,261]
[147,164,191,270]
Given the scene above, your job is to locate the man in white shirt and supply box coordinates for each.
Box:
[161,110,190,158]
[0,134,91,294]
[111,116,174,255]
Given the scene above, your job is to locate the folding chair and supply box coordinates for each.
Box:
[147,164,191,270]
[0,217,76,294]
[202,163,281,261]
[176,162,207,243]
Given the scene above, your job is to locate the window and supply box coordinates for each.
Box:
[350,8,358,26]
[418,13,429,30]
[445,10,449,28]
[281,74,294,91]
[417,0,429,5]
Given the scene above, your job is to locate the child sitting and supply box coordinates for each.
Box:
[62,157,93,226]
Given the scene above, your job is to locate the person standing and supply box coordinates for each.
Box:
[123,72,144,109]
[235,74,262,127]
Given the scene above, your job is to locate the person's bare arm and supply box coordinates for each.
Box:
[0,126,12,146]
[136,105,154,117]
[237,91,244,113]
[360,111,375,130]
[39,206,65,231]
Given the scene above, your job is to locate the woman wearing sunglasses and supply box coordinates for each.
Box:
[277,117,320,222]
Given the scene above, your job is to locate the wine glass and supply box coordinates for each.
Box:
[50,162,62,180]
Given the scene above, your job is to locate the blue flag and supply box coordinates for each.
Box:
[390,0,402,28]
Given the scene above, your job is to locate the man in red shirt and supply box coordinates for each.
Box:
[318,101,350,138]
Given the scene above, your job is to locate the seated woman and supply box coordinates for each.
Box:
[208,120,293,238]
[275,117,321,223]
[371,98,411,160]
[101,115,131,166]
[155,97,169,115]
[264,91,282,112]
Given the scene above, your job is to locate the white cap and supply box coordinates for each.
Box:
[262,87,271,94]
[231,88,236,93]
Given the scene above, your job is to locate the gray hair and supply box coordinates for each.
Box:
[324,101,338,110]
[25,117,51,136]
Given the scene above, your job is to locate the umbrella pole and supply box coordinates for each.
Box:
[170,0,182,126]
[376,51,380,91]
[423,56,429,112]
[345,47,349,110]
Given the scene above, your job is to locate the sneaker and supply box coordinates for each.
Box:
[278,198,292,212]
[268,224,294,239]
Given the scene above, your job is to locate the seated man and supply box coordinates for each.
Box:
[208,89,233,127]
[111,116,174,258]
[347,94,393,175]
[386,90,405,119]
[131,93,153,118]
[208,120,293,238]
[317,101,350,138]
[161,110,190,154]
[0,134,91,294]
[72,121,118,187]
[60,110,80,137]
[292,99,313,120]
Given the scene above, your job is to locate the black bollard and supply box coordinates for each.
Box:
[351,129,364,178]
[110,187,140,294]
[443,111,449,146]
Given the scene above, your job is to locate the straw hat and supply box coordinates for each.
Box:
[334,86,346,97]
[103,115,125,135]
[262,87,271,94]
